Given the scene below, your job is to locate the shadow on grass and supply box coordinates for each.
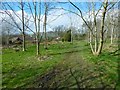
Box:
[47,46,89,56]
[48,49,81,56]
[34,64,113,89]
[68,68,113,89]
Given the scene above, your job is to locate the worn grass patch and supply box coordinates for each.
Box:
[2,42,75,88]
[2,41,119,88]
[31,41,118,88]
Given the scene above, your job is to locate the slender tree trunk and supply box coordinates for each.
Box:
[22,32,25,51]
[44,3,48,49]
[37,43,39,55]
[89,31,94,54]
[44,14,47,49]
[94,27,97,53]
[97,31,104,55]
[95,0,108,55]
[87,31,89,44]
[94,17,98,53]
[34,2,39,55]
[29,2,41,55]
[37,2,41,55]
[7,29,10,47]
[68,0,110,56]
[111,27,114,44]
[111,16,115,45]
[36,35,39,55]
[22,1,25,51]
[97,11,106,55]
[110,5,116,45]
[71,29,73,43]
[91,2,98,55]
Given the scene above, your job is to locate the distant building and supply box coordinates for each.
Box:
[54,36,61,41]
[11,37,23,44]
[9,34,34,44]
[56,37,61,40]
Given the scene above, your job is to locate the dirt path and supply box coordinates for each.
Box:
[33,51,116,88]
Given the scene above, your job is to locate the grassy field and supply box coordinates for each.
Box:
[2,40,119,88]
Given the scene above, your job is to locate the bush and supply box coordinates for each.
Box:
[64,30,71,42]
[62,37,64,42]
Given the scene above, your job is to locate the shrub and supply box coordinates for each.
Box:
[64,30,71,42]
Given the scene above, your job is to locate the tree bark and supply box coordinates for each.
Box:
[22,32,25,51]
[89,31,94,54]
[7,29,10,47]
[92,3,98,53]
[44,2,48,49]
[110,14,115,45]
[37,2,41,55]
[111,27,114,44]
[67,0,111,55]
[21,1,25,51]
[97,1,108,55]
[36,34,39,55]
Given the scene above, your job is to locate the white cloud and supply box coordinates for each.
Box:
[46,8,83,30]
[0,6,119,34]
[0,10,34,33]
[1,8,83,33]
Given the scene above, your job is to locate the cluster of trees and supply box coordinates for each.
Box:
[1,25,82,45]
[68,0,118,55]
[1,1,51,55]
[1,0,119,56]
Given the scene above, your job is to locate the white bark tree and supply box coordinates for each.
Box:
[68,0,117,55]
[28,1,41,55]
[43,2,55,49]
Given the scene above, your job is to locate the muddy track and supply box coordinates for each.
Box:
[33,51,116,89]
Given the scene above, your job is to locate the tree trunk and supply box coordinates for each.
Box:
[111,27,114,44]
[68,0,109,56]
[36,35,39,55]
[89,31,95,54]
[44,3,48,49]
[94,27,97,53]
[111,16,115,45]
[36,2,41,55]
[97,32,104,55]
[97,13,106,55]
[7,30,10,47]
[71,29,73,43]
[22,32,25,51]
[95,1,108,55]
[22,2,25,51]
[94,17,98,53]
[44,14,47,49]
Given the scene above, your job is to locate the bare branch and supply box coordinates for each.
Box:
[68,0,94,36]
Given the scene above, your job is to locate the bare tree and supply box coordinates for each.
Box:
[109,6,118,45]
[2,1,30,51]
[1,19,15,46]
[21,1,25,51]
[27,1,41,55]
[27,1,56,54]
[43,2,55,49]
[43,2,48,49]
[68,0,117,55]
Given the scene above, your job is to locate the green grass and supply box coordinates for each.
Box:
[2,41,119,88]
[2,42,76,88]
[76,41,118,88]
